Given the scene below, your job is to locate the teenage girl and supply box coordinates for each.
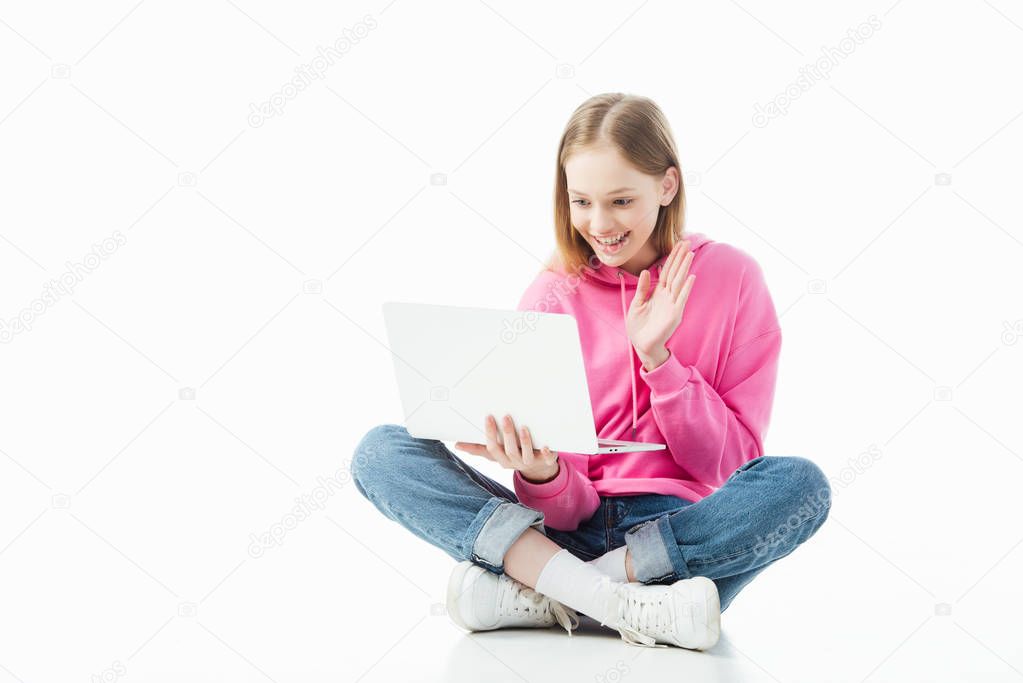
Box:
[352,92,831,649]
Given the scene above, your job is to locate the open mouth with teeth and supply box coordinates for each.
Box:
[593,231,631,254]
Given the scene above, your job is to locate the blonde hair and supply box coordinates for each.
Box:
[546,93,687,276]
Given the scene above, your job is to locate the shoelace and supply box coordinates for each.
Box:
[599,576,672,649]
[499,579,581,635]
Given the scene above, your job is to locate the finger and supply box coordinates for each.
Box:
[483,414,499,445]
[456,442,493,460]
[519,425,535,468]
[484,415,513,467]
[664,239,690,290]
[659,242,682,289]
[671,250,693,301]
[501,415,521,462]
[630,269,650,309]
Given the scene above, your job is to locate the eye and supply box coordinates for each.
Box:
[570,198,632,207]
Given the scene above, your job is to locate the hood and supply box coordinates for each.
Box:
[578,231,714,442]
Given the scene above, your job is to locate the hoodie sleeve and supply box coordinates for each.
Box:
[639,254,781,487]
[512,454,601,531]
[510,269,602,531]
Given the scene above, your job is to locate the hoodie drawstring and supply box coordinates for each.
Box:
[618,272,636,441]
[617,265,663,442]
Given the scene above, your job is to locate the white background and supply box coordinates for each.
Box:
[1,1,1021,681]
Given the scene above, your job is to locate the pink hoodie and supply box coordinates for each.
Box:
[512,231,782,531]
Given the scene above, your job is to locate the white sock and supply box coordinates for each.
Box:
[535,549,622,624]
[587,545,629,583]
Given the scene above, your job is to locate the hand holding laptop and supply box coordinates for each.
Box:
[454,413,559,483]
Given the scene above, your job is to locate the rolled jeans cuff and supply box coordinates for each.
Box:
[467,498,546,574]
[624,515,690,584]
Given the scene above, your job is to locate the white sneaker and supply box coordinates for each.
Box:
[598,574,721,650]
[446,560,580,635]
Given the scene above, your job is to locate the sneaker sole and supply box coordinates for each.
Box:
[445,561,477,632]
[675,575,721,650]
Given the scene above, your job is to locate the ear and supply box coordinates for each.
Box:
[660,166,681,205]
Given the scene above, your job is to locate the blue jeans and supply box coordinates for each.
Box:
[351,424,831,612]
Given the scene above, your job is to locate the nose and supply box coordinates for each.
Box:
[589,205,615,234]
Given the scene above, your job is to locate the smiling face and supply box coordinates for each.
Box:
[565,144,679,276]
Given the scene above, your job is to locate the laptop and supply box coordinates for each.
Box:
[381,301,666,455]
